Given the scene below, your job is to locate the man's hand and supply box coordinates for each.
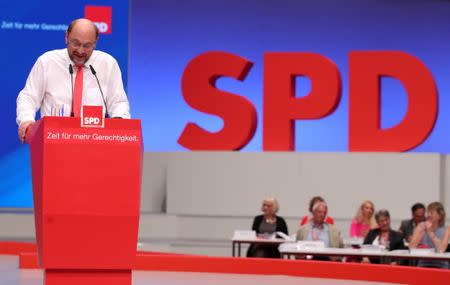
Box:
[18,121,34,143]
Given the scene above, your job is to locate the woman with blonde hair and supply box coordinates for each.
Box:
[246,197,288,258]
[409,202,450,269]
[350,200,377,238]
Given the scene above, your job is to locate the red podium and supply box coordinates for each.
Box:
[27,117,143,285]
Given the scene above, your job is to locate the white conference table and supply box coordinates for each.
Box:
[231,237,362,257]
[231,238,286,257]
[279,242,450,262]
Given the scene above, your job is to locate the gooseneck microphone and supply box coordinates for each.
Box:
[69,64,74,117]
[89,65,108,117]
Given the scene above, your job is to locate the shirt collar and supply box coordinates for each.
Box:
[312,221,328,229]
[64,48,76,67]
[84,51,96,67]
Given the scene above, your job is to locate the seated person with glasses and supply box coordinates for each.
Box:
[297,202,344,261]
[362,209,405,264]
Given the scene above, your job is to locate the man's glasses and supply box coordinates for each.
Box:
[67,38,96,50]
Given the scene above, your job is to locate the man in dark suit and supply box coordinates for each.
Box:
[399,203,426,243]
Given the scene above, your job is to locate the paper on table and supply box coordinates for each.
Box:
[276,231,295,241]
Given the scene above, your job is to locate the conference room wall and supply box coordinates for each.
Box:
[444,155,450,215]
[163,152,443,220]
[141,152,169,213]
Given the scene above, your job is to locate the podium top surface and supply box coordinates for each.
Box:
[37,116,141,130]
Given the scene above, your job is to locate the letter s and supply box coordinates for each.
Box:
[178,51,257,150]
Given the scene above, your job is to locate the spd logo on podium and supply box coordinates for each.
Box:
[81,105,105,128]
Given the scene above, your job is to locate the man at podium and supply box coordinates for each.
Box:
[16,18,130,143]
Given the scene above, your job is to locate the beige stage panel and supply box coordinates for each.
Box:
[166,152,441,219]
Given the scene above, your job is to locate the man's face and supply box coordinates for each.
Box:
[312,205,327,225]
[412,208,425,225]
[65,24,97,66]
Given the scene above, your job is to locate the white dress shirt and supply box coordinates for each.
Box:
[16,48,130,126]
[307,222,330,247]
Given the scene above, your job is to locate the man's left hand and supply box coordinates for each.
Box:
[18,121,35,143]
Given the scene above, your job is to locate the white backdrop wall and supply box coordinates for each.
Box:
[444,155,450,211]
[165,152,442,220]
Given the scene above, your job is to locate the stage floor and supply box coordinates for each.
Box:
[0,255,398,285]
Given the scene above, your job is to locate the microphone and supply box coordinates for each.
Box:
[89,65,108,117]
[69,64,74,116]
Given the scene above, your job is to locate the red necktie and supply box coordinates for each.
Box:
[73,66,84,117]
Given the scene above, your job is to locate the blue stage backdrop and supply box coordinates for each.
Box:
[128,0,450,153]
[2,0,450,207]
[0,0,129,207]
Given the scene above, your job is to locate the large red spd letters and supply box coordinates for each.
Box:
[179,51,438,151]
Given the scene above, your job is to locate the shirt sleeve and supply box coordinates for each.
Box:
[300,215,308,226]
[296,227,304,241]
[277,216,288,235]
[105,59,130,119]
[16,58,45,126]
[251,216,260,232]
[349,219,359,238]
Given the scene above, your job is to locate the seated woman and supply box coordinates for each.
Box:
[409,202,450,269]
[299,196,334,226]
[350,200,377,239]
[246,197,288,258]
[362,209,405,264]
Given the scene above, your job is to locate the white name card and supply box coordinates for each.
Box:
[360,244,385,253]
[297,240,326,251]
[343,237,364,246]
[410,248,435,255]
[233,230,257,240]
